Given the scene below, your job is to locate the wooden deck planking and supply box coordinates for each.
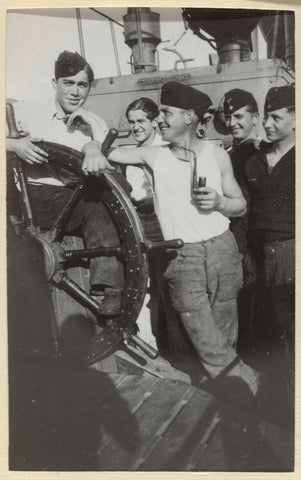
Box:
[137,387,220,471]
[94,379,196,470]
[92,374,161,457]
[9,363,294,472]
[114,374,161,412]
[115,345,191,383]
[194,405,293,471]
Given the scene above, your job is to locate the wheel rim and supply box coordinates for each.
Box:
[8,141,149,366]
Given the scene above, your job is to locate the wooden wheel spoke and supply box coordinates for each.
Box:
[52,272,102,318]
[49,180,85,242]
[64,245,123,260]
[8,138,149,366]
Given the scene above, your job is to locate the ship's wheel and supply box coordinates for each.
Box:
[7,124,183,367]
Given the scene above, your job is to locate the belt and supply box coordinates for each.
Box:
[166,230,230,261]
[185,229,230,246]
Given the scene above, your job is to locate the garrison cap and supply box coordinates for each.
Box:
[55,51,94,82]
[264,85,295,112]
[223,88,258,114]
[161,81,212,118]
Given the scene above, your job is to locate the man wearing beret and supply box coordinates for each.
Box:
[6,50,126,314]
[89,81,262,400]
[125,97,195,370]
[242,85,295,391]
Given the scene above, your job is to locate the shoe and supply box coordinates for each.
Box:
[96,287,122,316]
[203,359,262,410]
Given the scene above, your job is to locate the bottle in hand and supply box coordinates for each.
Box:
[193,176,207,197]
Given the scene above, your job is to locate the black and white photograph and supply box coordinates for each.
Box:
[5,3,297,474]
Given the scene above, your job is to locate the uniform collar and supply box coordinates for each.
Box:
[231,134,261,150]
[51,98,69,121]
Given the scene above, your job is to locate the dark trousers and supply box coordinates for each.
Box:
[251,238,295,376]
[28,181,124,289]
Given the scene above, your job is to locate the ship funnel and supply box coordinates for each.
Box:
[183,9,262,64]
[123,8,161,74]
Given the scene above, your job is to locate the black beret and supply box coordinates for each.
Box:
[55,51,94,82]
[160,81,212,118]
[264,85,295,112]
[223,88,258,114]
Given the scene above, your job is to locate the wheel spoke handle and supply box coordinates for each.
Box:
[64,238,183,260]
[6,102,37,234]
[16,162,38,235]
[129,334,159,359]
[64,245,123,260]
[52,272,102,318]
[101,128,119,156]
[141,238,184,252]
[53,273,159,359]
[49,180,85,242]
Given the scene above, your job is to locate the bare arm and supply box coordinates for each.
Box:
[81,140,157,175]
[6,136,48,165]
[217,151,247,216]
[80,141,115,175]
[108,147,158,168]
[194,147,246,217]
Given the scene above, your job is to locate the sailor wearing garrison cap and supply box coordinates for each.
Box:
[223,88,260,146]
[55,50,94,82]
[7,50,129,315]
[264,84,295,113]
[105,81,262,400]
[222,88,267,256]
[242,83,295,387]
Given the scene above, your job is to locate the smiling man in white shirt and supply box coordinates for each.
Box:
[6,51,128,315]
[85,81,264,402]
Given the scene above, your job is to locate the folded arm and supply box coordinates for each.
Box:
[66,108,108,143]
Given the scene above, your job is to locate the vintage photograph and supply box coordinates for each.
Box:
[6,6,295,472]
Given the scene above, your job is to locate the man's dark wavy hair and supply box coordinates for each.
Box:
[126,97,159,121]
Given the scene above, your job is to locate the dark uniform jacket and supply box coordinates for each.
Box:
[229,138,268,254]
[243,145,295,244]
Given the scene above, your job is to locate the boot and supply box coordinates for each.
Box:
[180,311,261,403]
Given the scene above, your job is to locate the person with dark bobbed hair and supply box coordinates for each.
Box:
[125,97,182,357]
[126,97,159,123]
[125,97,163,204]
[6,51,130,315]
[242,84,295,395]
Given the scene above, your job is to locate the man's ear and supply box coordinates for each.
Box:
[253,112,259,126]
[152,118,158,128]
[184,109,195,125]
[52,78,58,91]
